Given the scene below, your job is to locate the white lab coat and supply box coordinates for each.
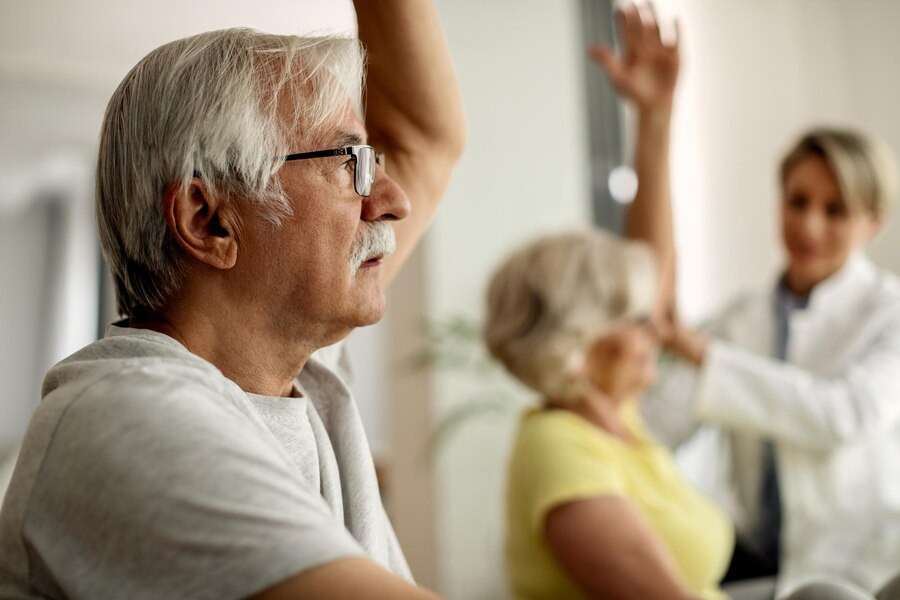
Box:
[643,254,900,597]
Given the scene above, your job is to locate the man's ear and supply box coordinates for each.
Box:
[162,178,239,270]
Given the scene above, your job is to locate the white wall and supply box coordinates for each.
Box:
[0,77,106,443]
[430,1,591,597]
[0,1,355,86]
[670,0,805,320]
[826,1,900,272]
[0,201,50,443]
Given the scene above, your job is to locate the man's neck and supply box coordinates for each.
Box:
[130,303,329,398]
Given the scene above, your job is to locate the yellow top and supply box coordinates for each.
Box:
[505,402,733,600]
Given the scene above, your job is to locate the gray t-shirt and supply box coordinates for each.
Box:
[0,325,411,599]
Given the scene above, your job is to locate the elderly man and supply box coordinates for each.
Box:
[0,1,464,598]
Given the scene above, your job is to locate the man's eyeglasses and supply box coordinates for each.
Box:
[281,145,384,197]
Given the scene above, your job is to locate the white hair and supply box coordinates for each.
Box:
[483,228,657,401]
[96,28,365,317]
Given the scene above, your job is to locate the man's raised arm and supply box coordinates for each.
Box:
[355,0,466,285]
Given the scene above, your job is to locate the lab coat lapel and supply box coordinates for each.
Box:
[787,254,876,373]
[727,288,777,536]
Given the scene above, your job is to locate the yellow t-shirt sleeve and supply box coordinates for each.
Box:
[514,412,626,536]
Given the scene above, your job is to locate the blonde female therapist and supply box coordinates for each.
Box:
[639,25,900,600]
[646,131,900,597]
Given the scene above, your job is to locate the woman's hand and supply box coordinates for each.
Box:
[590,4,680,113]
[599,4,681,330]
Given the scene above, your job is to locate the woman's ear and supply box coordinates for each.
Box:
[162,178,239,270]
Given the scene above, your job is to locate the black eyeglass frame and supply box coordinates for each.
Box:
[280,145,384,197]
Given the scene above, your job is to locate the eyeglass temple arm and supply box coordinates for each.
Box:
[282,148,352,162]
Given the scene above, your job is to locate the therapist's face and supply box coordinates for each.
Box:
[781,154,881,295]
[583,320,659,402]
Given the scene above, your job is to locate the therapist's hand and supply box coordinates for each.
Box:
[661,317,709,367]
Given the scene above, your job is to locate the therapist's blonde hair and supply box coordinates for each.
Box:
[483,229,657,403]
[780,127,898,217]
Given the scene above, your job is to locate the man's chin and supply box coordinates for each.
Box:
[356,311,385,328]
[354,294,388,328]
[316,302,386,350]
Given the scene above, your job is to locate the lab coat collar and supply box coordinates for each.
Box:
[775,252,876,315]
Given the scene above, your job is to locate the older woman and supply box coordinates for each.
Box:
[484,8,733,599]
[486,227,734,600]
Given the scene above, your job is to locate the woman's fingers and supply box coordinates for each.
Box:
[620,3,680,56]
[589,45,627,88]
[619,4,644,56]
[643,2,664,49]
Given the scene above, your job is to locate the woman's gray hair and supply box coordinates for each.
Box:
[96,28,365,318]
[780,127,898,217]
[483,228,657,402]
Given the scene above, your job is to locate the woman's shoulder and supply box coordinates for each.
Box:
[514,407,650,464]
[518,407,589,435]
[824,258,900,322]
[517,408,618,449]
[868,262,900,302]
[510,408,632,491]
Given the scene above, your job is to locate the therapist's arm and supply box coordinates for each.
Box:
[681,305,900,450]
[544,497,700,600]
[591,5,679,320]
[355,0,466,287]
[249,557,441,600]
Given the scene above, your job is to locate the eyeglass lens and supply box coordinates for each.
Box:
[355,147,375,196]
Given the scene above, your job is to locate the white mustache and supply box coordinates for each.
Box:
[349,221,396,273]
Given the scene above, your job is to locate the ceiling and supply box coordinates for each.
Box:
[0,0,356,86]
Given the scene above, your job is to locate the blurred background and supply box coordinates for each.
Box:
[3,0,900,598]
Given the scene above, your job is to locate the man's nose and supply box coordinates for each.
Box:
[362,169,411,222]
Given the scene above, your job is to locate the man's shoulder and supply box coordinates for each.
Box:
[47,358,237,423]
[42,329,232,410]
[31,335,257,468]
[3,344,367,600]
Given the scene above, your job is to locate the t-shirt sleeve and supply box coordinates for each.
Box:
[514,413,626,536]
[24,369,365,600]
